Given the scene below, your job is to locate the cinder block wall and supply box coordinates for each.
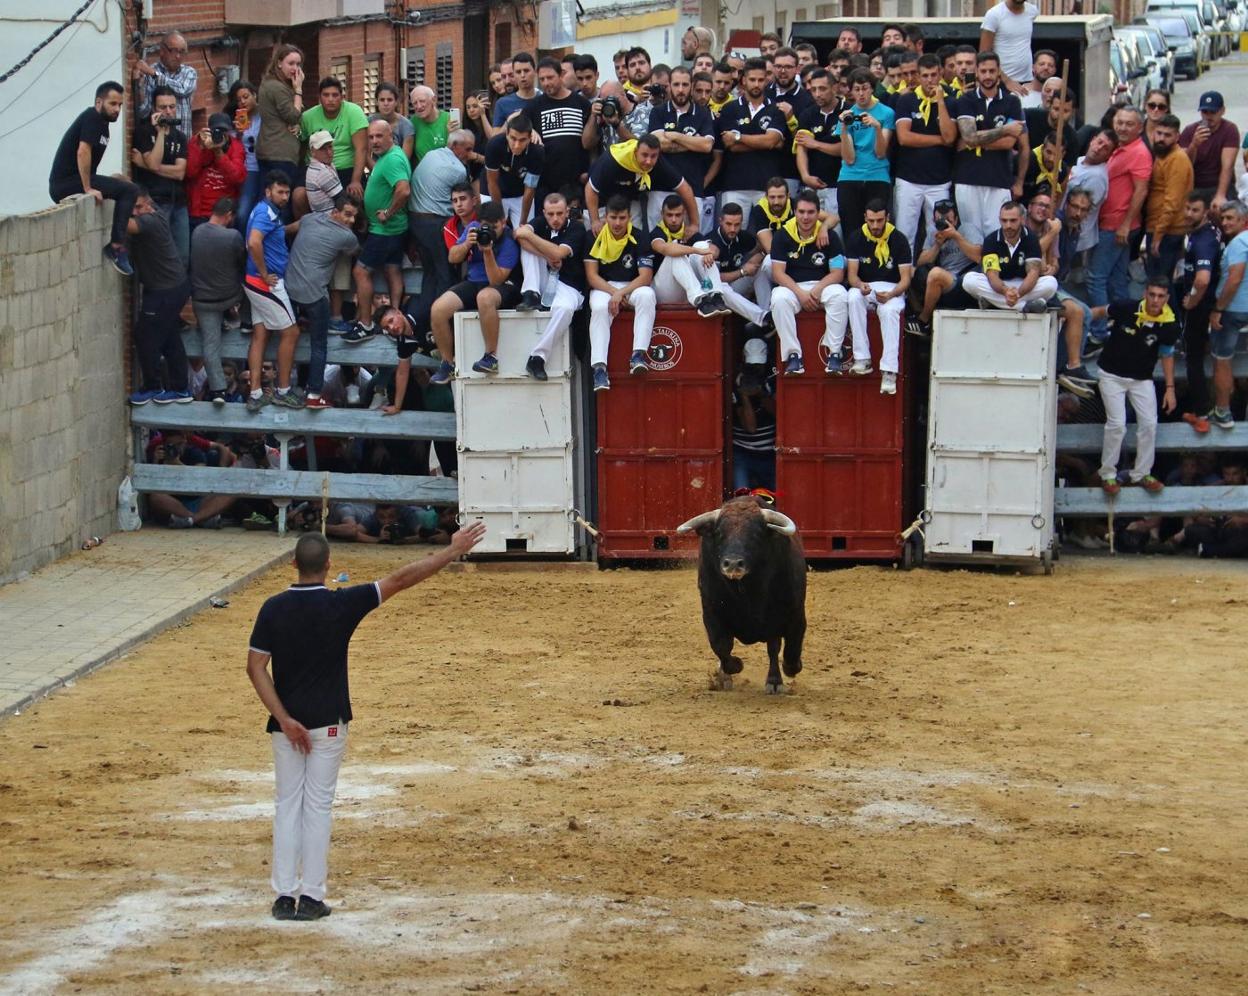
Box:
[0,197,128,584]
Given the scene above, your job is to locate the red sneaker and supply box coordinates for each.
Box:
[1182,412,1210,434]
[304,395,332,410]
[1100,477,1121,496]
[1139,475,1165,493]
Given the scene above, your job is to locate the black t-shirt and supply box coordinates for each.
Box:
[747,201,792,237]
[131,211,187,290]
[765,83,812,182]
[980,228,1042,281]
[587,151,683,200]
[1099,299,1181,381]
[952,87,1025,189]
[714,98,790,191]
[392,304,429,360]
[49,107,111,186]
[647,102,714,197]
[771,226,847,283]
[533,218,588,292]
[1023,109,1077,168]
[525,92,592,193]
[845,227,913,283]
[708,227,759,274]
[795,104,844,185]
[893,90,954,186]
[249,581,381,732]
[1182,222,1221,299]
[590,230,654,283]
[132,120,188,206]
[484,133,546,198]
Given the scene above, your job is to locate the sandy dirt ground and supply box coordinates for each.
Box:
[0,548,1245,995]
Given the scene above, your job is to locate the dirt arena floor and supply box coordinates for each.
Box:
[0,548,1245,995]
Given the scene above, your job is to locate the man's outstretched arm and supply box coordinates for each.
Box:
[377,520,486,602]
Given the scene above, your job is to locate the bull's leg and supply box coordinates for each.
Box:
[764,637,784,695]
[708,631,743,691]
[781,624,804,679]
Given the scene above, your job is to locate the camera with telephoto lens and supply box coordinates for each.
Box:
[599,96,622,120]
[474,222,494,248]
[646,83,668,99]
[158,114,178,127]
[933,217,951,232]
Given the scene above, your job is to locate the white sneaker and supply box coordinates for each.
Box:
[850,358,874,376]
[880,371,897,395]
[345,383,361,405]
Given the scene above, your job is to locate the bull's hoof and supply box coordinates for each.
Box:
[709,667,734,691]
[764,681,784,695]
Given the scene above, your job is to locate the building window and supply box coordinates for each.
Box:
[331,56,350,99]
[752,15,765,32]
[795,7,808,20]
[406,46,426,111]
[436,42,453,112]
[815,3,837,17]
[776,10,786,32]
[363,55,381,113]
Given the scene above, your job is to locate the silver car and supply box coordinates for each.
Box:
[1118,25,1175,92]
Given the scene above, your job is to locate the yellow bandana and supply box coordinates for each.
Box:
[609,140,652,190]
[782,217,821,248]
[756,195,793,229]
[1135,300,1176,327]
[1032,146,1062,198]
[885,82,909,95]
[657,220,686,242]
[623,81,646,97]
[791,128,813,154]
[861,222,895,267]
[590,222,636,264]
[916,87,938,126]
[947,77,965,96]
[708,96,732,116]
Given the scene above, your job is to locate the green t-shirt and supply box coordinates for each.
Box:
[364,145,411,235]
[300,101,369,170]
[410,110,450,163]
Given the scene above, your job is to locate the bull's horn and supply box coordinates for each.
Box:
[676,509,721,533]
[761,509,797,535]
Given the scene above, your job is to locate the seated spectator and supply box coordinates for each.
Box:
[144,429,237,529]
[732,338,777,490]
[48,81,139,275]
[585,194,658,391]
[1179,460,1248,557]
[907,198,980,337]
[705,202,770,331]
[515,192,589,380]
[845,199,912,394]
[1090,279,1180,495]
[963,201,1058,313]
[187,113,246,232]
[189,197,246,405]
[648,194,731,316]
[1021,131,1069,205]
[127,190,193,404]
[769,189,849,377]
[428,201,520,384]
[130,85,190,267]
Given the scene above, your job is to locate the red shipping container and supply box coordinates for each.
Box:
[596,309,730,560]
[772,312,911,560]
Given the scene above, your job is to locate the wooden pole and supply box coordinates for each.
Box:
[1052,59,1071,201]
[321,472,329,537]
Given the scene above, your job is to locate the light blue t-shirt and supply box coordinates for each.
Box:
[1217,230,1248,313]
[832,101,895,183]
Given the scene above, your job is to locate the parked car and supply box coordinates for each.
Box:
[1115,28,1166,98]
[1118,24,1175,92]
[1148,1,1218,66]
[1142,13,1202,78]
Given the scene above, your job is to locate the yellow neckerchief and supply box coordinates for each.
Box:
[885,81,908,95]
[1135,300,1176,327]
[609,140,652,190]
[782,217,821,248]
[861,222,895,267]
[757,195,793,229]
[657,220,686,242]
[708,95,732,116]
[946,76,965,96]
[916,86,938,126]
[623,81,646,97]
[590,222,636,264]
[1032,146,1062,198]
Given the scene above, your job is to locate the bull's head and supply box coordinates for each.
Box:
[677,501,797,581]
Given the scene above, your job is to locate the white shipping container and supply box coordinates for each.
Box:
[453,313,578,555]
[924,311,1059,572]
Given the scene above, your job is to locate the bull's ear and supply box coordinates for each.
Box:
[676,509,721,534]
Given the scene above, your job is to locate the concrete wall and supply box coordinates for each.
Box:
[0,198,128,584]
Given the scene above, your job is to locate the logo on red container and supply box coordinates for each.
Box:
[646,326,683,371]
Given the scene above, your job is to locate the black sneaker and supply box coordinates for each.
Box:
[341,324,376,344]
[516,291,541,312]
[708,293,731,316]
[696,296,720,318]
[1081,337,1105,361]
[209,390,227,407]
[526,355,548,381]
[272,895,297,920]
[1023,298,1048,314]
[1057,365,1098,399]
[295,896,332,921]
[743,320,770,338]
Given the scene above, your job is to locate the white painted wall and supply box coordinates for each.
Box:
[0,0,126,217]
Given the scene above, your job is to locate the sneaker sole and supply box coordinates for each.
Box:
[152,398,175,405]
[129,398,152,406]
[1056,375,1095,399]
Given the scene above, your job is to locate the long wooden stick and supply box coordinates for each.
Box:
[1052,58,1071,200]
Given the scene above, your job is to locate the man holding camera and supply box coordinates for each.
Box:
[186,112,246,231]
[145,429,237,529]
[131,85,190,267]
[715,59,789,218]
[516,192,589,380]
[907,199,980,338]
[484,114,545,229]
[645,67,714,231]
[585,133,697,233]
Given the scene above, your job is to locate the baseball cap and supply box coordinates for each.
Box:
[208,112,232,131]
[743,338,768,365]
[1199,91,1224,112]
[308,129,335,150]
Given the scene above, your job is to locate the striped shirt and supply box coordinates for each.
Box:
[137,62,199,137]
[732,375,777,452]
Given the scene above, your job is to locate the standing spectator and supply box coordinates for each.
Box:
[766,48,813,198]
[893,54,957,253]
[484,115,545,229]
[1086,107,1151,348]
[838,28,864,55]
[256,45,305,190]
[1090,280,1179,494]
[715,59,789,217]
[574,54,601,102]
[1178,190,1221,432]
[1023,88,1077,170]
[953,52,1026,243]
[228,80,263,234]
[646,66,714,230]
[1179,92,1241,212]
[494,52,539,126]
[758,32,782,59]
[345,122,410,343]
[186,114,246,232]
[732,338,778,490]
[301,77,368,198]
[709,63,737,116]
[243,171,303,412]
[962,200,1058,311]
[371,82,415,161]
[1065,128,1116,253]
[409,85,450,163]
[462,90,492,156]
[1021,130,1069,205]
[130,85,189,267]
[1141,88,1171,147]
[135,33,197,136]
[584,134,695,233]
[622,46,654,102]
[190,198,246,404]
[286,194,363,409]
[48,81,138,275]
[1146,114,1193,282]
[794,69,845,219]
[1208,199,1248,429]
[692,71,714,112]
[845,200,912,393]
[834,69,896,237]
[1018,50,1057,109]
[515,192,589,379]
[978,0,1037,97]
[127,192,192,405]
[585,194,657,391]
[408,132,475,339]
[529,58,594,207]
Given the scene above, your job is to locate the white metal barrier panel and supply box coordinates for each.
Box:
[453,313,577,555]
[924,312,1059,571]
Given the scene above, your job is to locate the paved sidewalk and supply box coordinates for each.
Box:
[0,529,291,716]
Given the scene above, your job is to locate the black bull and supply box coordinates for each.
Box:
[676,496,807,694]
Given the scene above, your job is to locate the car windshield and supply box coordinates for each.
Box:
[1149,15,1192,34]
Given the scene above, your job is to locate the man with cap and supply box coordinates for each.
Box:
[732,338,777,491]
[1180,92,1241,212]
[302,130,344,215]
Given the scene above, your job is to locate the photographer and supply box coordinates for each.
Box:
[732,338,778,490]
[586,82,636,153]
[833,69,895,238]
[186,113,246,231]
[144,429,238,529]
[131,85,190,267]
[356,504,428,545]
[907,199,980,338]
[645,67,714,230]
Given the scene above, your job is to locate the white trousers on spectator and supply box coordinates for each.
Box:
[653,252,713,306]
[529,281,584,362]
[847,282,905,373]
[1098,370,1158,483]
[816,187,840,238]
[771,282,849,360]
[720,190,765,218]
[720,277,768,326]
[755,256,775,305]
[645,193,707,233]
[963,272,1059,310]
[955,185,1012,245]
[271,722,347,901]
[501,195,533,229]
[589,281,657,366]
[519,247,546,295]
[893,178,951,253]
